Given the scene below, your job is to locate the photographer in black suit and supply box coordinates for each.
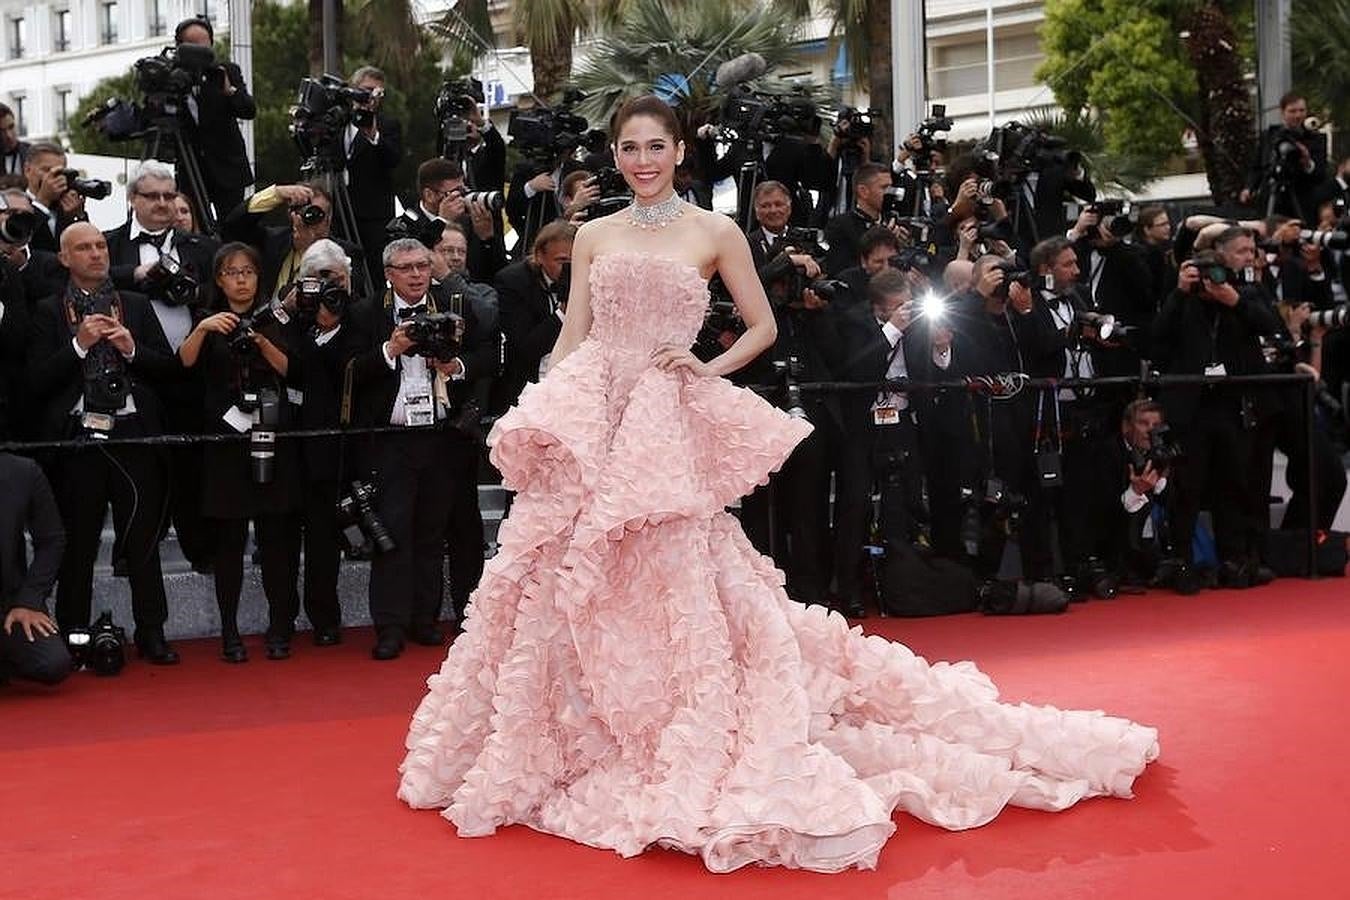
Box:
[1241,92,1328,219]
[494,221,575,411]
[0,189,67,311]
[22,143,89,253]
[27,223,180,664]
[104,160,219,572]
[0,452,70,687]
[823,163,893,277]
[287,240,366,647]
[1151,230,1282,590]
[397,158,506,284]
[1067,204,1155,373]
[0,254,27,440]
[345,66,404,280]
[0,102,29,176]
[222,181,370,303]
[174,18,257,221]
[739,182,840,609]
[463,102,507,192]
[348,239,487,659]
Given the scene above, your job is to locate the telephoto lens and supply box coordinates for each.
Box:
[1307,306,1348,329]
[249,389,281,484]
[464,190,505,212]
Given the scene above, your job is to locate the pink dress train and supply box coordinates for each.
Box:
[397,251,1160,873]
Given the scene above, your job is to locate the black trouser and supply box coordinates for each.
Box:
[444,436,485,619]
[0,623,71,685]
[742,419,833,606]
[977,411,1053,581]
[53,435,169,639]
[1050,400,1113,572]
[299,478,343,633]
[833,413,921,602]
[920,400,972,561]
[167,445,215,567]
[212,514,299,643]
[1173,403,1251,565]
[367,430,458,631]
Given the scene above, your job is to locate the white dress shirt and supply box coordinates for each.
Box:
[129,217,193,351]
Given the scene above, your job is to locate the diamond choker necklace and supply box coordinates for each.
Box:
[626,192,685,230]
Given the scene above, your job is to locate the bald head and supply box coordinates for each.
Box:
[59,222,110,289]
[943,259,974,293]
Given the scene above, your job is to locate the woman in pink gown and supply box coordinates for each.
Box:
[397,96,1160,874]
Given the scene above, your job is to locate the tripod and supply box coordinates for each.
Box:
[142,115,216,235]
[301,149,375,299]
[1264,169,1306,220]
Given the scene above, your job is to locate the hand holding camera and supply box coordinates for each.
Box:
[276,184,315,208]
[386,324,416,359]
[195,311,241,336]
[1128,460,1162,497]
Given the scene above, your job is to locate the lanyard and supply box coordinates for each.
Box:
[1034,388,1062,452]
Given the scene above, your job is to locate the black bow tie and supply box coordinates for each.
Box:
[133,230,168,249]
[397,304,426,321]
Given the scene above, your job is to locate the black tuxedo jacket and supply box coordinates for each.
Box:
[0,260,28,438]
[1072,241,1154,369]
[346,291,495,429]
[220,201,371,302]
[16,248,68,308]
[181,61,257,193]
[1263,258,1335,310]
[347,115,403,221]
[0,452,65,614]
[1018,164,1096,249]
[284,318,367,481]
[1,139,30,175]
[826,302,926,432]
[25,197,89,255]
[1246,125,1327,217]
[465,127,507,191]
[494,260,562,405]
[103,220,220,303]
[823,209,878,277]
[505,159,585,255]
[26,287,179,439]
[1150,287,1282,426]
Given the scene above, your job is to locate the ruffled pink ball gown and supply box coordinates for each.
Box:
[397,250,1160,873]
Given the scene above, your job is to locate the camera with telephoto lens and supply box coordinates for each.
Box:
[70,296,132,414]
[336,479,396,559]
[56,168,112,201]
[403,310,464,362]
[0,194,38,245]
[290,203,327,226]
[233,386,281,484]
[1308,305,1349,329]
[289,74,374,164]
[65,610,127,676]
[141,253,199,307]
[460,188,505,213]
[1270,126,1312,179]
[771,356,809,420]
[832,106,880,171]
[889,246,935,275]
[1088,199,1135,238]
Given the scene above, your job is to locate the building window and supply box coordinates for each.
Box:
[6,16,25,60]
[55,89,75,133]
[930,30,1046,98]
[54,9,72,52]
[10,95,26,137]
[100,2,119,45]
[148,0,166,37]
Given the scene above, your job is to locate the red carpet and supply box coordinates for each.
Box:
[4,582,1348,899]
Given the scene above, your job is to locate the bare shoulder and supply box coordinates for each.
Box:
[575,214,624,256]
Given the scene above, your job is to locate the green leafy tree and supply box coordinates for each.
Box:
[69,72,140,158]
[1038,0,1254,203]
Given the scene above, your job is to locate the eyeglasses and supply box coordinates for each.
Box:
[387,261,432,273]
[137,191,177,203]
[222,266,257,278]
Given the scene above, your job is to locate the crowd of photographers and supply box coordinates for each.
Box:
[1,23,1348,684]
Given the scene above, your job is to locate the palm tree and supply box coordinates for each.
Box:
[570,0,804,129]
[1178,2,1253,204]
[775,0,893,159]
[1020,107,1158,194]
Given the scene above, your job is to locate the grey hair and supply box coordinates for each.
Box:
[128,159,176,195]
[383,237,431,267]
[351,65,385,85]
[299,239,352,278]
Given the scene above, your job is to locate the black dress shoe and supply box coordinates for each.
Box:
[136,634,181,665]
[409,624,445,646]
[221,636,248,664]
[835,596,867,618]
[265,641,291,661]
[312,627,342,647]
[372,628,405,661]
[1217,560,1252,589]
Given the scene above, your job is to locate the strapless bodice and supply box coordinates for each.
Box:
[586,252,708,355]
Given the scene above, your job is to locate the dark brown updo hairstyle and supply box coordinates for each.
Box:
[609,95,683,144]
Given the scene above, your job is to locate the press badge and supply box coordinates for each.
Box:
[1204,363,1227,377]
[872,403,900,426]
[404,391,434,427]
[222,405,254,433]
[81,412,114,434]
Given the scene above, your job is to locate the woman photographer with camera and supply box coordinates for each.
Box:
[177,243,301,662]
